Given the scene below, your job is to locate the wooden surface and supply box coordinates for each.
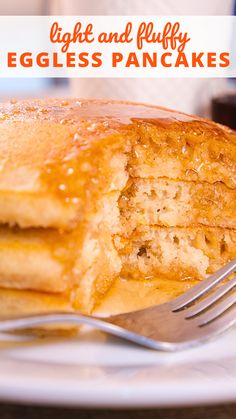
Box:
[0,404,236,419]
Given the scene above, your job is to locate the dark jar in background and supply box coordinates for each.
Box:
[212,90,236,130]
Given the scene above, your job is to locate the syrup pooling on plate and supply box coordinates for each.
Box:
[96,277,199,315]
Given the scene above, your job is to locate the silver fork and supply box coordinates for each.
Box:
[0,259,235,351]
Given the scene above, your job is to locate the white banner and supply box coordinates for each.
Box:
[0,16,235,77]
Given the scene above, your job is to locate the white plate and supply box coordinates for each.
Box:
[0,327,235,408]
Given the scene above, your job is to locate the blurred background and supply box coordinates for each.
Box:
[0,0,235,127]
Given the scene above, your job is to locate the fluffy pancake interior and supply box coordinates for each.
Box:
[114,226,236,282]
[119,178,236,232]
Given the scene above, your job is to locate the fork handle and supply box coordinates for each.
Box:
[0,312,167,350]
[0,312,150,348]
[0,312,108,332]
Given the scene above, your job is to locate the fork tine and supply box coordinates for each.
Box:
[194,291,236,326]
[197,304,236,339]
[172,259,236,311]
[185,277,236,318]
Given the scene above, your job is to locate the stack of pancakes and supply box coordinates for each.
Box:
[0,99,235,324]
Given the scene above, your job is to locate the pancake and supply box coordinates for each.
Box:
[0,99,235,228]
[115,226,236,282]
[0,98,234,323]
[119,178,236,233]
